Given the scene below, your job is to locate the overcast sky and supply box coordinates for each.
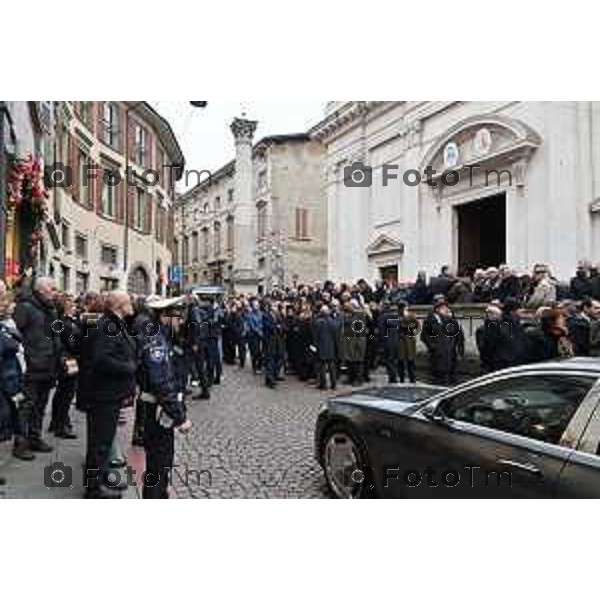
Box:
[151,101,326,191]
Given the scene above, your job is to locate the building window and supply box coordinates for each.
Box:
[102,167,117,218]
[134,187,146,231]
[215,197,221,213]
[78,102,92,128]
[60,264,70,291]
[295,207,309,239]
[101,244,118,266]
[214,222,221,256]
[183,236,190,265]
[100,277,119,292]
[226,217,234,253]
[192,231,199,262]
[228,188,234,203]
[61,221,71,250]
[134,124,147,166]
[203,203,209,214]
[257,204,267,240]
[103,102,120,149]
[75,233,88,260]
[202,228,209,259]
[76,271,89,294]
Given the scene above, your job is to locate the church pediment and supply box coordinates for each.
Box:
[366,234,404,256]
[421,114,541,176]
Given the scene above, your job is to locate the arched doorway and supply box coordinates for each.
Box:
[127,263,150,295]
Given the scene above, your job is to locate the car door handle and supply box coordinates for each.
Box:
[497,459,542,476]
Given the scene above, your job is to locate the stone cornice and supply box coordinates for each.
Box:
[309,101,387,142]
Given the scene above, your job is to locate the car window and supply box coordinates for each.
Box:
[439,375,595,445]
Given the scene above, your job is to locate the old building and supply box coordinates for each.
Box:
[175,117,326,294]
[310,101,600,283]
[47,101,182,295]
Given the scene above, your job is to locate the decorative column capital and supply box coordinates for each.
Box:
[230,117,258,143]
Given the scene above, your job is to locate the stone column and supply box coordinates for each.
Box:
[230,116,258,294]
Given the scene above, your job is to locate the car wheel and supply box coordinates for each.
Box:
[321,425,374,499]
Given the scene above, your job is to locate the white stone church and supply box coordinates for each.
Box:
[310,101,600,283]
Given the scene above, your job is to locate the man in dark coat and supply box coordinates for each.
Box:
[13,277,62,459]
[567,298,599,356]
[81,291,136,499]
[312,305,339,390]
[263,303,285,389]
[475,304,502,373]
[421,299,457,385]
[378,301,401,383]
[570,263,592,301]
[493,298,530,368]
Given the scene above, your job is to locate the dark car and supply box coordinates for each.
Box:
[315,358,600,498]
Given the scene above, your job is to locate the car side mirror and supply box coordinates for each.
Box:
[422,404,445,423]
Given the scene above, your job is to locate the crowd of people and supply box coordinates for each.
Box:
[2,259,600,494]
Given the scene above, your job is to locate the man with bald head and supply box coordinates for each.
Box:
[80,290,136,498]
[13,276,61,459]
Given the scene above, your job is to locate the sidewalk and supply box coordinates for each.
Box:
[0,409,141,499]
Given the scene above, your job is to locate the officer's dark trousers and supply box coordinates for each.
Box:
[142,407,174,499]
[51,375,76,432]
[206,340,222,384]
[399,359,416,383]
[237,339,247,368]
[318,359,337,390]
[264,353,283,386]
[248,335,263,372]
[384,352,400,383]
[18,377,55,441]
[85,401,121,491]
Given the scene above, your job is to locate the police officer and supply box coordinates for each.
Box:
[187,297,211,400]
[139,298,192,499]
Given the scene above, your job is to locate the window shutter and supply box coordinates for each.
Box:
[127,186,135,228]
[128,118,136,162]
[118,103,126,153]
[96,102,104,139]
[146,131,154,170]
[146,193,153,235]
[95,163,104,214]
[116,174,124,223]
[69,134,79,201]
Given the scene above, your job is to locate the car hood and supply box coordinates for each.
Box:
[328,384,448,414]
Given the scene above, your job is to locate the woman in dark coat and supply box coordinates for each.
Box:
[527,308,575,362]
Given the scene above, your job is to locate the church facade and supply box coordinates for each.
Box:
[310,101,600,283]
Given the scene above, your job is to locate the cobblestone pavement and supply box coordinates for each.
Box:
[173,365,390,499]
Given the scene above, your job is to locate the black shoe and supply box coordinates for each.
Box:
[214,377,221,385]
[276,376,285,382]
[193,391,210,400]
[0,476,6,486]
[55,429,78,440]
[109,458,127,469]
[12,438,35,461]
[184,389,193,397]
[29,438,53,453]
